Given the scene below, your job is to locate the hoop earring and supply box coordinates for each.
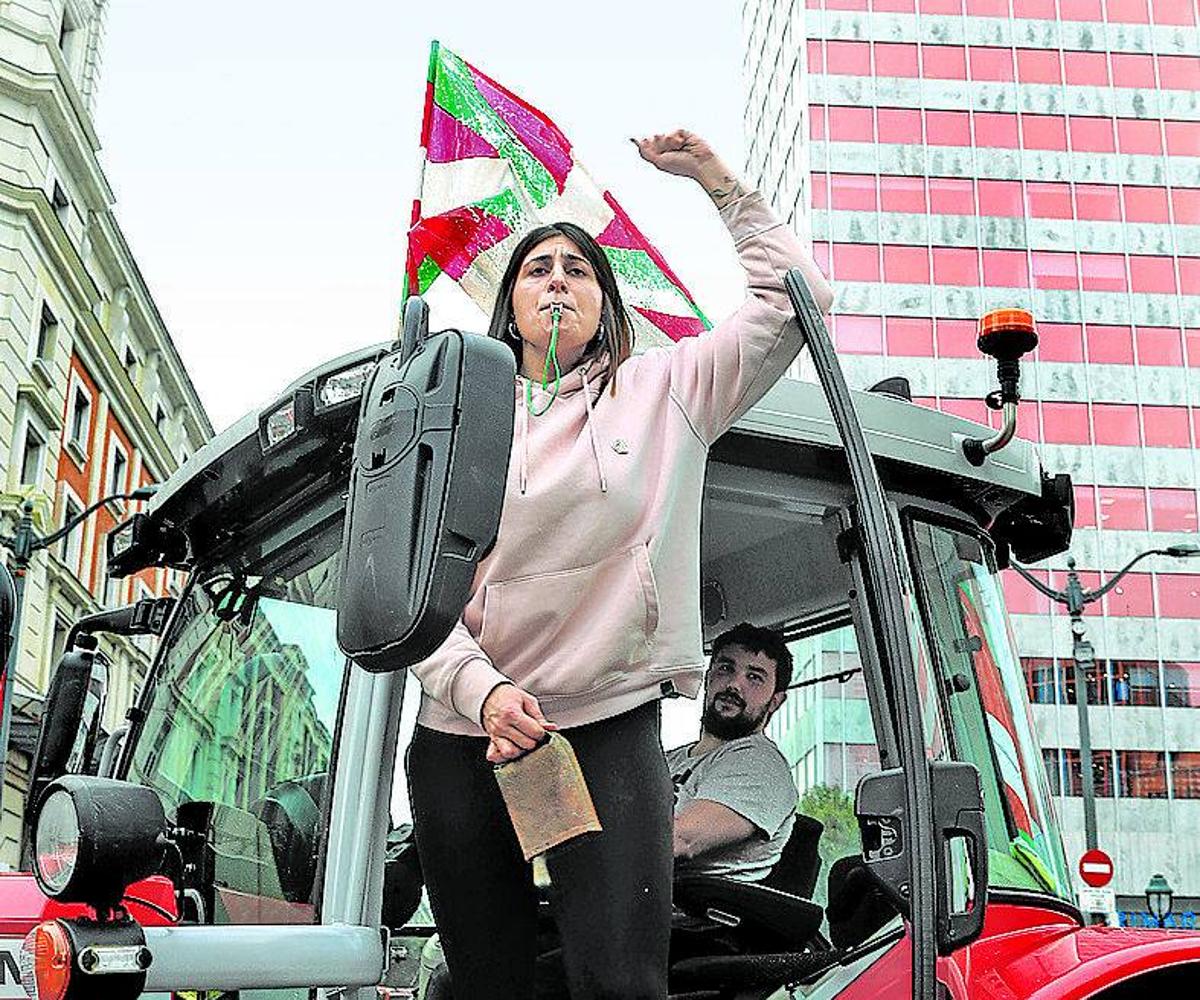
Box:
[507,318,519,340]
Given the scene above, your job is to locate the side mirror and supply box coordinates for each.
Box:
[27,638,110,818]
[0,561,16,668]
[337,302,515,672]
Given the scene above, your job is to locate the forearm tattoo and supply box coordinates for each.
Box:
[707,175,747,208]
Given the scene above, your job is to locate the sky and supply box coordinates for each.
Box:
[97,1,752,432]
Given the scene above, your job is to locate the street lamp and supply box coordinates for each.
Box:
[0,486,157,813]
[1145,872,1174,928]
[1011,546,1200,857]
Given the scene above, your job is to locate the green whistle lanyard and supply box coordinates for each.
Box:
[525,306,562,416]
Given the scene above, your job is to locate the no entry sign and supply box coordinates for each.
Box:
[1079,849,1114,888]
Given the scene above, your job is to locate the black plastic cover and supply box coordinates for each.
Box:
[990,471,1074,564]
[337,328,515,672]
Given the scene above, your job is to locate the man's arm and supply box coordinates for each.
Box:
[673,798,758,861]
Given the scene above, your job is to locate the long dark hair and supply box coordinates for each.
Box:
[487,221,635,395]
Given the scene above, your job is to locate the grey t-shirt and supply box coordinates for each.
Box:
[667,734,798,882]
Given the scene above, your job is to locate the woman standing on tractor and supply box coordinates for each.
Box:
[406,129,833,999]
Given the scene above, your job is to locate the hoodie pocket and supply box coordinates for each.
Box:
[479,544,661,697]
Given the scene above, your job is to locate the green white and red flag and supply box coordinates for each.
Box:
[405,41,710,346]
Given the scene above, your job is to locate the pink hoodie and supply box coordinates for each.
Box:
[412,191,824,735]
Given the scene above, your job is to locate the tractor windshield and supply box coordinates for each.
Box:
[907,518,1072,901]
[123,548,345,922]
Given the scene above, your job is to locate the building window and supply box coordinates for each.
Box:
[1032,251,1079,291]
[828,107,874,142]
[925,110,970,147]
[1069,116,1116,154]
[885,317,933,356]
[35,303,58,362]
[19,419,46,485]
[879,175,926,213]
[1092,403,1141,446]
[1104,572,1155,617]
[1075,183,1121,222]
[1109,661,1161,707]
[1061,647,1110,704]
[1041,401,1090,444]
[974,113,1020,149]
[875,42,919,78]
[1129,256,1177,294]
[1038,322,1085,362]
[1022,114,1069,151]
[931,247,979,287]
[68,382,91,451]
[59,488,84,575]
[1064,50,1110,86]
[1170,752,1200,798]
[978,179,1024,217]
[832,244,881,282]
[876,108,921,145]
[1086,324,1134,364]
[1142,406,1191,448]
[1073,485,1097,528]
[1097,486,1148,530]
[1026,181,1073,219]
[51,181,69,224]
[108,442,128,497]
[1081,254,1128,292]
[123,342,139,379]
[1111,51,1156,87]
[1136,325,1184,366]
[1002,568,1053,615]
[1172,188,1200,224]
[1017,49,1062,85]
[1163,663,1200,707]
[1124,186,1170,223]
[833,315,883,354]
[1118,751,1167,798]
[1063,748,1114,797]
[1023,657,1057,704]
[921,44,967,80]
[1149,488,1197,533]
[830,174,877,211]
[883,245,930,284]
[1157,578,1200,622]
[1166,121,1200,157]
[982,249,1029,287]
[1117,119,1162,155]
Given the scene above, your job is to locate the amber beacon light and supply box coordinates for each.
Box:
[961,308,1039,466]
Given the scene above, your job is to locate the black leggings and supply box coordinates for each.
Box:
[406,700,673,1000]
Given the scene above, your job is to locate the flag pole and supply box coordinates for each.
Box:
[402,39,440,307]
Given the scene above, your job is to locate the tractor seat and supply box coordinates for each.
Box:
[670,814,825,954]
[673,875,824,951]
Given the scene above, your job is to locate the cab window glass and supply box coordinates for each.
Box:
[908,519,1072,898]
[127,552,343,924]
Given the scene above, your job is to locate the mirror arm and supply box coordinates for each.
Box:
[66,597,176,649]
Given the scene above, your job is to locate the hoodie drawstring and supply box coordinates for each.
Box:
[517,364,609,495]
[519,388,529,495]
[580,366,608,494]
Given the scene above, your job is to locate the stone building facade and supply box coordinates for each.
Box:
[0,0,212,867]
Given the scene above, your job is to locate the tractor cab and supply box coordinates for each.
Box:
[10,289,1197,1000]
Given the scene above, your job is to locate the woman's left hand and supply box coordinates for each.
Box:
[633,130,744,208]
